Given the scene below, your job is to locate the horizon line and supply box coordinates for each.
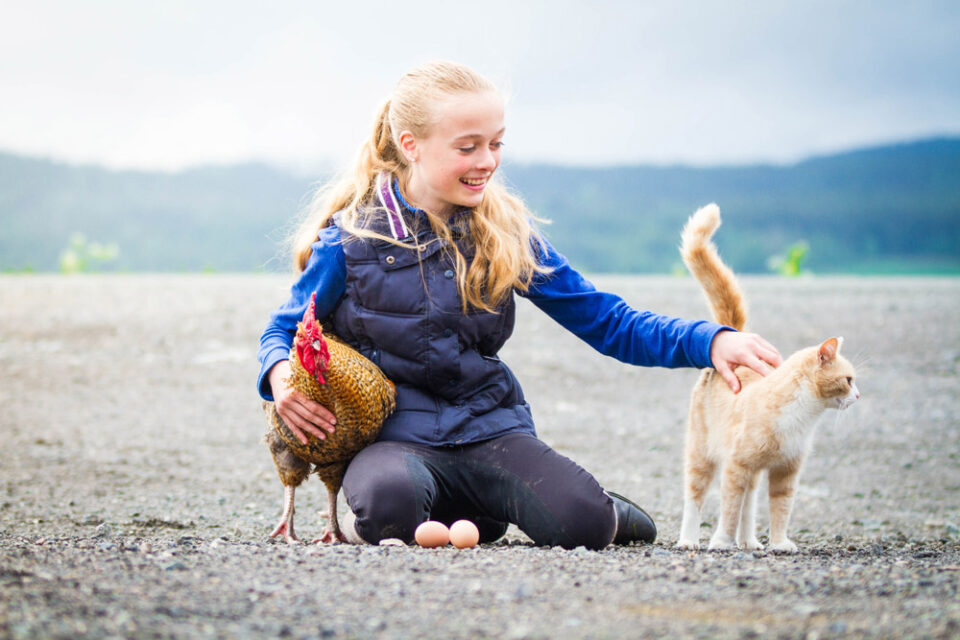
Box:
[1,133,958,176]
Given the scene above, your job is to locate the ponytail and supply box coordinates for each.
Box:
[290,99,404,272]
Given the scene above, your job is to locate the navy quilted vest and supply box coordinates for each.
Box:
[329,208,536,446]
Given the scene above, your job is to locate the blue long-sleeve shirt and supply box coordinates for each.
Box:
[257,226,730,401]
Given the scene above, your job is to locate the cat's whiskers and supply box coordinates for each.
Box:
[852,350,872,370]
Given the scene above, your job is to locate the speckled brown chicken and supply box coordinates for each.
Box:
[263,294,395,543]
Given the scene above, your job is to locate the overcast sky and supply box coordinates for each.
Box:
[2,1,958,171]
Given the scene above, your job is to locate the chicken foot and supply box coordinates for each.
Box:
[269,485,301,544]
[315,487,346,543]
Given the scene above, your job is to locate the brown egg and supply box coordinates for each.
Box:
[414,520,450,548]
[449,519,480,549]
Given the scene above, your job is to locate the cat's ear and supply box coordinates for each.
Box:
[818,337,840,363]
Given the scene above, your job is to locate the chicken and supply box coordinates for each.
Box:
[263,293,396,543]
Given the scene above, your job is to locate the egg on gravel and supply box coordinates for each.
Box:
[449,520,480,549]
[414,521,450,548]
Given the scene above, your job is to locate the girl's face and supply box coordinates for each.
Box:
[400,90,505,218]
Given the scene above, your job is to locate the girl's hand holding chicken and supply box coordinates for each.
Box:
[268,360,337,445]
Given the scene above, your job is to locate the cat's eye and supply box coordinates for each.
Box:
[845,377,853,385]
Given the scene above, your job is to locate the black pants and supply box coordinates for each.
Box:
[342,432,616,550]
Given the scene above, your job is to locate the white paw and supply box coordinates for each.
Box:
[739,538,764,551]
[708,533,735,551]
[676,539,700,551]
[768,539,798,554]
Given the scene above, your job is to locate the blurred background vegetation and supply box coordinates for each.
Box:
[1,137,958,275]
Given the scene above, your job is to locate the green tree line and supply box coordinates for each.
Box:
[1,138,958,274]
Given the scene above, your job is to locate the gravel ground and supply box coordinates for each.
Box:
[1,274,958,639]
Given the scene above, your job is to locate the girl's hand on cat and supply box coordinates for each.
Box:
[710,330,782,393]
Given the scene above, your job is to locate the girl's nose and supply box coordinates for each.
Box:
[476,148,498,170]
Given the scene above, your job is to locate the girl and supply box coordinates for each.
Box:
[257,61,781,550]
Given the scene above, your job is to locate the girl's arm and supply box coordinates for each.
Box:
[257,225,346,443]
[520,237,779,381]
[256,225,347,400]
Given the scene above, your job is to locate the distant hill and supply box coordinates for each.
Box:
[0,156,314,272]
[1,138,958,274]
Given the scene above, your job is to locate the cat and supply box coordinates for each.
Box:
[675,204,859,553]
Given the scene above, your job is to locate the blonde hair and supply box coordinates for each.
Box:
[290,61,549,312]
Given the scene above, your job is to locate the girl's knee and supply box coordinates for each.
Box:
[524,493,616,550]
[343,445,433,544]
[556,495,617,550]
[355,489,422,543]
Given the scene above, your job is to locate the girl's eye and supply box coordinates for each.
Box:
[458,142,504,153]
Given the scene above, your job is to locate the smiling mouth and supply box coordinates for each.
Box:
[460,177,487,187]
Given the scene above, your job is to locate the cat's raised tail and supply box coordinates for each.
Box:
[680,204,748,332]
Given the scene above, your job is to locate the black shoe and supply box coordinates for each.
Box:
[607,491,657,545]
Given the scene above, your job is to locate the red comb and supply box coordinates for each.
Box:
[295,293,330,384]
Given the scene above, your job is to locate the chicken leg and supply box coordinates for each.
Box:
[315,486,346,543]
[263,423,310,544]
[270,485,301,544]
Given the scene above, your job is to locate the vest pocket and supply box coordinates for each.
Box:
[467,356,521,417]
[393,384,441,413]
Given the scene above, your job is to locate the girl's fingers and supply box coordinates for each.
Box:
[755,338,782,367]
[715,360,741,394]
[287,402,330,440]
[304,403,338,433]
[277,394,330,442]
[741,333,781,369]
[745,355,775,377]
[710,331,780,391]
[285,412,323,444]
[286,421,309,445]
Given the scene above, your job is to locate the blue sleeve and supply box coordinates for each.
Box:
[518,236,732,369]
[256,225,347,400]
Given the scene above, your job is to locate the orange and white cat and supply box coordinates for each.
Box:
[676,204,859,553]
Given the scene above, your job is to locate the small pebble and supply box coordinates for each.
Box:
[94,523,114,539]
[378,538,405,547]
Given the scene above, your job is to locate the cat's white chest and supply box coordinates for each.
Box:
[775,385,825,460]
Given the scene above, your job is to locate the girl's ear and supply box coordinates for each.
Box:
[398,131,419,163]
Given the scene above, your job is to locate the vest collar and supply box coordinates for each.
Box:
[377,172,472,236]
